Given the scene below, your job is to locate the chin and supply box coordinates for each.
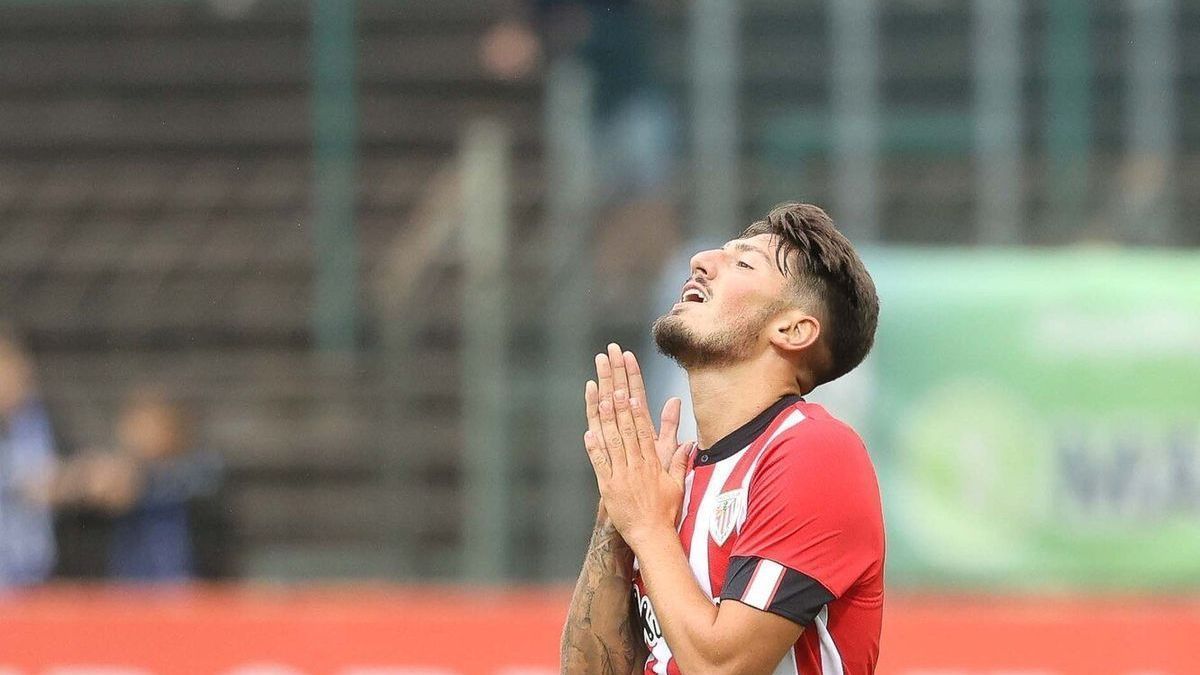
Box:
[652,312,692,358]
[652,312,721,369]
[653,301,775,370]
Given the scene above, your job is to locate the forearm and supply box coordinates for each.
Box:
[561,502,647,675]
[628,525,726,675]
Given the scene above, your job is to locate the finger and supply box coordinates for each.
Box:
[622,351,652,435]
[659,397,682,448]
[607,343,630,399]
[584,379,603,447]
[629,395,658,466]
[612,387,644,466]
[583,430,611,482]
[595,352,614,405]
[597,392,627,470]
[669,441,694,485]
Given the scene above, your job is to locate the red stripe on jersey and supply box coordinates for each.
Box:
[725,401,804,491]
[674,447,699,532]
[677,464,714,559]
[797,625,824,675]
[666,657,681,675]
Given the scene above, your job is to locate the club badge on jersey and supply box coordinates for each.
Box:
[709,488,747,546]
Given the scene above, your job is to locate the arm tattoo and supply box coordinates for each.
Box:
[561,517,648,675]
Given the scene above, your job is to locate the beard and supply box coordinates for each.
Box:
[652,302,786,370]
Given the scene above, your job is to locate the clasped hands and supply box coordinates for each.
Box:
[584,343,694,549]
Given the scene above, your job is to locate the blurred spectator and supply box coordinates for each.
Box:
[0,326,58,587]
[50,389,226,582]
[483,0,682,307]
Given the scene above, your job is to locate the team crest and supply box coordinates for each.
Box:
[709,488,747,545]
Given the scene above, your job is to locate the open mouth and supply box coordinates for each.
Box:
[680,283,710,304]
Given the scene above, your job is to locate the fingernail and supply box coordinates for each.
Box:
[614,389,627,401]
[584,431,595,443]
[630,397,641,409]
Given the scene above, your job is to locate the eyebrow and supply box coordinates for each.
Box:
[723,241,773,265]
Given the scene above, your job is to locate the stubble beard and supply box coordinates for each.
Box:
[651,303,784,370]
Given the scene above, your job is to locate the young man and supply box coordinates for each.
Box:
[561,203,884,675]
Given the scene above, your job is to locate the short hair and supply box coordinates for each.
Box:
[741,202,879,386]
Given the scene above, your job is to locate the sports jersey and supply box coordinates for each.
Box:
[632,395,885,675]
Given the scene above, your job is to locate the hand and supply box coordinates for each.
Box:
[588,343,688,471]
[583,344,693,548]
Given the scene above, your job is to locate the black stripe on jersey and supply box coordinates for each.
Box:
[720,555,836,626]
[695,394,803,466]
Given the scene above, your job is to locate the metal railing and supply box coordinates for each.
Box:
[375,120,514,581]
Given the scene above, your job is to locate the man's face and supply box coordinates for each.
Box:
[118,402,185,461]
[653,233,794,369]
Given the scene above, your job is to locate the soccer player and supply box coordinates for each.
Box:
[561,203,884,675]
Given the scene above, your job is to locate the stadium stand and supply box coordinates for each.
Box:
[0,0,543,580]
[0,0,1196,581]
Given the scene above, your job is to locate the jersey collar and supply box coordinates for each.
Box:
[694,394,803,466]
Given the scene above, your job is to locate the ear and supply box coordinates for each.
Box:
[768,309,821,354]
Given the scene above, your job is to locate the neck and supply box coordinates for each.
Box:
[686,355,801,449]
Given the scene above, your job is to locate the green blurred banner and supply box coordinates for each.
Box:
[865,248,1200,591]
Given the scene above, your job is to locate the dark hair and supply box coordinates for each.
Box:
[741,202,879,386]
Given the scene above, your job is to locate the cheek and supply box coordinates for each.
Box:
[712,287,782,333]
[712,286,761,317]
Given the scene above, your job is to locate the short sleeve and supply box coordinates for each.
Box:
[719,422,883,625]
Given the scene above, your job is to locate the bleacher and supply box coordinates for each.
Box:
[0,0,546,579]
[1,0,1197,582]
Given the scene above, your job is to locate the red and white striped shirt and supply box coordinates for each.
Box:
[633,395,885,675]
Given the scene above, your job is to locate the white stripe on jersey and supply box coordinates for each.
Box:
[738,409,807,493]
[650,644,670,675]
[815,605,845,675]
[742,559,785,610]
[687,446,747,597]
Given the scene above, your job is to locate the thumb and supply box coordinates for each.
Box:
[669,441,693,485]
[659,398,682,446]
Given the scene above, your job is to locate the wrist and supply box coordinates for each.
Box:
[623,520,676,553]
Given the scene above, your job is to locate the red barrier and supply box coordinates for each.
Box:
[0,587,1197,675]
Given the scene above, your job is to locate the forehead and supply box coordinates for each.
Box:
[724,233,786,272]
[728,233,779,253]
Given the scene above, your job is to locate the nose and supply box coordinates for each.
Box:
[689,248,721,281]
